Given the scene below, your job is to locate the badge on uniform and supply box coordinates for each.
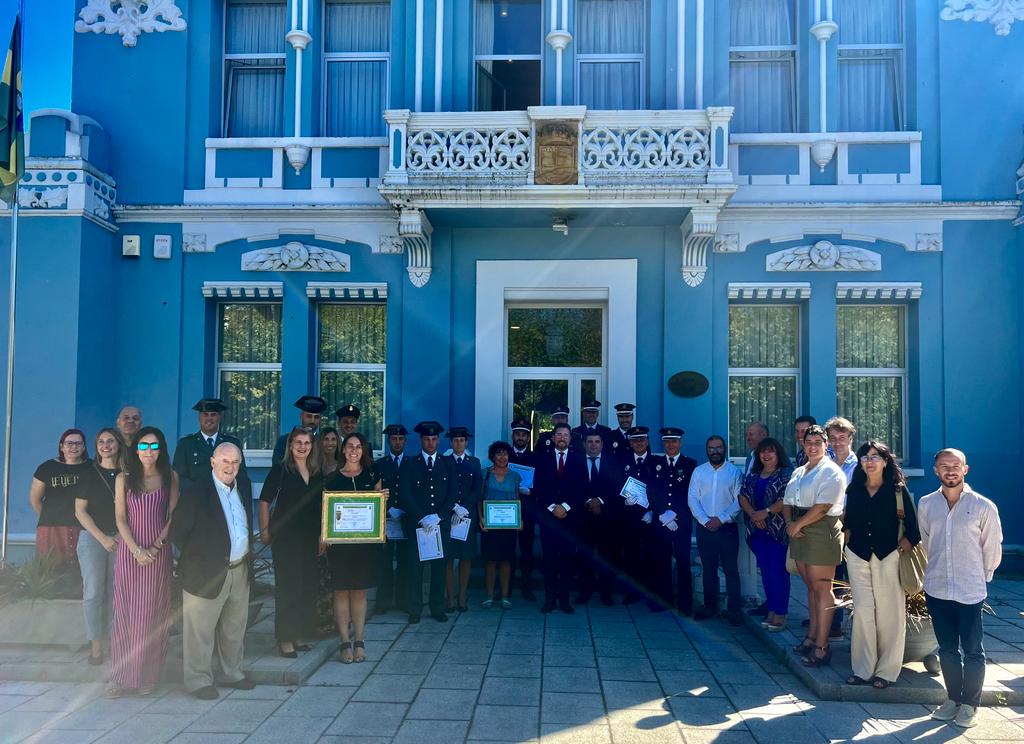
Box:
[656,464,662,471]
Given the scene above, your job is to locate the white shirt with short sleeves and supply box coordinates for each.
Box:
[783,458,847,517]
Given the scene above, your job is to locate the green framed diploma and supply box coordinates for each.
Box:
[483,500,522,530]
[321,491,386,544]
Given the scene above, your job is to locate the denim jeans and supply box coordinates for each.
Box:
[925,593,986,708]
[77,531,117,642]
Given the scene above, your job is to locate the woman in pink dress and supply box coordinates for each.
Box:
[107,426,178,698]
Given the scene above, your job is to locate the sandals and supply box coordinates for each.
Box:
[872,677,892,689]
[353,640,366,663]
[846,675,869,686]
[138,685,156,697]
[802,645,832,667]
[339,641,354,664]
[792,636,815,655]
[103,684,129,699]
[294,643,311,652]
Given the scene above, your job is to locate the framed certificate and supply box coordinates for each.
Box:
[483,500,522,530]
[321,491,386,544]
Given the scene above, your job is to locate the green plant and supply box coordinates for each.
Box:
[0,553,83,606]
[834,580,994,633]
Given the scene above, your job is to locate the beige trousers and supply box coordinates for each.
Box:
[846,548,905,683]
[182,562,249,692]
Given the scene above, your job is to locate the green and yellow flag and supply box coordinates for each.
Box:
[0,16,23,205]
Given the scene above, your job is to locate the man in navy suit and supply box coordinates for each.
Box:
[533,423,587,614]
[575,431,620,606]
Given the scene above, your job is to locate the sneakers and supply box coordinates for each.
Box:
[930,699,959,722]
[953,704,977,728]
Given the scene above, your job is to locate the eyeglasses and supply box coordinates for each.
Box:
[860,454,883,463]
[63,441,85,448]
[137,442,161,451]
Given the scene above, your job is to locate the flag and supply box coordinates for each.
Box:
[0,16,23,205]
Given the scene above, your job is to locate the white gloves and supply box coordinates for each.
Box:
[388,507,404,519]
[665,520,679,532]
[452,504,470,519]
[420,513,441,533]
[641,511,653,524]
[659,510,677,525]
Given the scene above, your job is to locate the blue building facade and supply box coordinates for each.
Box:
[1,0,1023,548]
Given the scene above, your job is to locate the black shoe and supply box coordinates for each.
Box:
[575,593,592,605]
[191,686,219,700]
[694,606,717,620]
[294,643,311,652]
[522,589,537,602]
[747,603,769,617]
[408,615,421,625]
[727,611,744,627]
[623,593,642,605]
[223,676,255,691]
[540,601,556,614]
[600,594,615,606]
[431,610,449,623]
[560,602,575,614]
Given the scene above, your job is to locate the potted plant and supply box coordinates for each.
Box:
[0,554,85,647]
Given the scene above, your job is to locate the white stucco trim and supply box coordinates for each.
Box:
[474,259,638,450]
[728,282,811,300]
[306,281,389,299]
[836,282,922,300]
[201,281,283,298]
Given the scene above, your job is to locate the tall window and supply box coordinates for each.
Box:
[324,0,391,136]
[837,0,904,131]
[475,0,542,111]
[729,0,796,133]
[223,0,287,137]
[575,0,644,110]
[836,305,907,458]
[217,303,282,453]
[728,305,800,458]
[318,304,387,451]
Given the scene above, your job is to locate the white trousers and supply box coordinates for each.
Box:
[182,562,249,692]
[846,548,905,683]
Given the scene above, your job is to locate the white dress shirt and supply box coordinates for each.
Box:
[687,461,743,525]
[783,458,847,517]
[213,475,250,563]
[833,451,858,482]
[919,484,1003,605]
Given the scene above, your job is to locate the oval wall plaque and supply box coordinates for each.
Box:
[667,371,709,399]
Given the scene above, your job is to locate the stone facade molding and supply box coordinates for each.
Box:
[836,282,923,300]
[305,282,389,300]
[912,233,943,252]
[400,208,433,287]
[728,282,811,300]
[75,0,188,48]
[182,232,211,253]
[940,1,1024,37]
[201,281,283,299]
[766,241,882,272]
[241,242,351,272]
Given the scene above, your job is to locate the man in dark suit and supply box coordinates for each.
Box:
[170,442,256,700]
[510,418,539,601]
[535,405,582,456]
[272,396,326,464]
[650,427,699,615]
[398,421,457,624]
[173,398,247,491]
[618,425,659,604]
[606,403,636,462]
[375,424,410,614]
[575,430,620,606]
[533,423,587,614]
[571,399,613,453]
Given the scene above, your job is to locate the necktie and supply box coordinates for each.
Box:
[670,456,676,467]
[427,455,434,470]
[206,437,214,448]
[457,457,463,465]
[558,452,565,475]
[394,455,400,467]
[589,456,597,481]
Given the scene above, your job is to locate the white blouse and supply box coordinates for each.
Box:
[783,458,847,517]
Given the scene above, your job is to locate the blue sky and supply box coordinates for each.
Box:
[1,0,74,127]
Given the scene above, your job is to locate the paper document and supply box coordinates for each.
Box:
[508,463,535,489]
[620,476,650,508]
[334,502,375,533]
[450,515,472,542]
[416,527,444,561]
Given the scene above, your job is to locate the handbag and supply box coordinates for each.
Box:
[895,487,927,595]
[785,545,799,575]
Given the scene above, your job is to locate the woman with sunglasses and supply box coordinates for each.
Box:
[843,440,920,689]
[783,424,847,668]
[107,427,178,698]
[29,428,92,563]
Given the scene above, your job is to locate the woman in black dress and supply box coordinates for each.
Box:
[259,427,323,657]
[325,432,387,663]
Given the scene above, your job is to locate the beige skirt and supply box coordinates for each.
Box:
[789,510,843,567]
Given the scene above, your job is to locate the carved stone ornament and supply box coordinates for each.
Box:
[766,241,881,272]
[18,186,69,209]
[377,234,405,254]
[940,1,1024,36]
[75,0,188,48]
[535,121,579,186]
[713,233,740,253]
[241,242,351,272]
[914,233,943,252]
[183,232,210,253]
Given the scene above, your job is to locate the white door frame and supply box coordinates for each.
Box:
[475,259,638,451]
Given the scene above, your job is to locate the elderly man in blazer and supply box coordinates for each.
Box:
[170,442,255,700]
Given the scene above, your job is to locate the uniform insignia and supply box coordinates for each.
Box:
[656,464,662,471]
[625,465,631,472]
[612,441,619,448]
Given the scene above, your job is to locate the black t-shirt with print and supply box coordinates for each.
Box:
[32,459,93,527]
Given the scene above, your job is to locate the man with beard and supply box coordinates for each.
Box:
[375,424,411,614]
[510,419,539,601]
[688,435,743,625]
[606,403,636,461]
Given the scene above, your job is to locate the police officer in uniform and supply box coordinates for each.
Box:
[650,427,699,615]
[398,421,457,624]
[607,403,637,461]
[172,398,247,491]
[272,396,327,464]
[375,424,410,614]
[536,406,582,456]
[336,404,360,438]
[571,400,613,453]
[510,418,539,601]
[619,425,659,604]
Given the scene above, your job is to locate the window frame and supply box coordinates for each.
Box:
[221,0,288,138]
[835,302,909,461]
[727,0,798,134]
[473,0,545,112]
[214,300,284,465]
[320,0,392,137]
[573,0,647,110]
[727,302,802,461]
[836,0,905,131]
[315,301,388,454]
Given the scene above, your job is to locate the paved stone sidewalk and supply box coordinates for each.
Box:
[3,600,1024,743]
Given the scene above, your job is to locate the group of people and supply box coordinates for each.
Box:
[29,396,1005,727]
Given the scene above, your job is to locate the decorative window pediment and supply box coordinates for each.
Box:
[727,282,811,300]
[202,281,283,298]
[241,242,351,272]
[766,241,881,272]
[306,282,388,300]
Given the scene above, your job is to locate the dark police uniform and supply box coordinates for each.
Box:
[509,419,539,599]
[172,398,248,491]
[444,427,483,562]
[571,399,613,454]
[398,421,457,622]
[535,405,583,456]
[607,403,637,462]
[618,427,660,604]
[375,426,411,614]
[649,429,699,614]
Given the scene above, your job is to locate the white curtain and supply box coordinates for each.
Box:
[225,0,286,137]
[324,1,390,136]
[578,62,641,110]
[475,0,496,54]
[576,0,644,109]
[837,0,902,131]
[729,0,795,133]
[326,0,391,52]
